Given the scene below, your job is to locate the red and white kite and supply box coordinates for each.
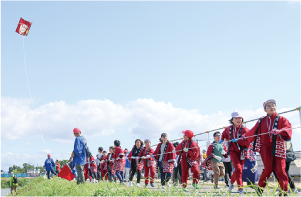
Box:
[16,18,32,36]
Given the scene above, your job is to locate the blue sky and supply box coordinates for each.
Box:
[1,1,300,172]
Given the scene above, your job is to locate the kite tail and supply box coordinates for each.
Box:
[23,37,47,150]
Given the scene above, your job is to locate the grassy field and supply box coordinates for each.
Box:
[1,177,32,188]
[5,176,298,196]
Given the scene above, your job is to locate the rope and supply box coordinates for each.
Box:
[151,108,301,147]
[23,37,47,150]
[143,127,300,159]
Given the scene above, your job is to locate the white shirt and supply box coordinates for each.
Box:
[159,143,166,161]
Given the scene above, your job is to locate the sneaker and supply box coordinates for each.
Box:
[225,184,229,188]
[150,183,154,187]
[136,183,141,187]
[288,188,298,194]
[256,187,264,196]
[145,184,148,187]
[238,189,246,194]
[229,182,234,192]
[182,187,187,192]
[161,185,165,189]
[192,183,199,189]
[166,183,170,187]
[92,179,96,183]
[129,181,133,187]
[214,185,220,189]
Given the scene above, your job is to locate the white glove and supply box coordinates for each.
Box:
[215,156,222,161]
[221,150,226,155]
[116,157,120,160]
[172,150,176,153]
[174,162,177,168]
[131,156,136,159]
[145,155,151,159]
[183,148,188,152]
[141,156,145,159]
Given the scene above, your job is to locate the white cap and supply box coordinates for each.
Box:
[11,172,14,175]
[263,99,276,109]
[231,111,242,118]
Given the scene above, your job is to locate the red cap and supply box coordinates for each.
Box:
[124,150,128,153]
[47,154,51,157]
[73,128,81,133]
[182,130,194,138]
[103,151,107,153]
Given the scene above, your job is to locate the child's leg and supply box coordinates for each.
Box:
[150,167,156,183]
[191,164,200,184]
[144,166,150,185]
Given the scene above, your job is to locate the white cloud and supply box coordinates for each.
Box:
[1,97,301,171]
[25,142,31,147]
[2,97,300,142]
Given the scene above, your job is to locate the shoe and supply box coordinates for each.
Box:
[229,182,234,192]
[92,179,96,183]
[192,183,199,189]
[225,184,229,188]
[136,183,141,187]
[182,187,187,192]
[150,183,154,187]
[129,181,132,187]
[238,189,246,194]
[288,189,299,194]
[161,185,165,189]
[256,187,264,196]
[214,185,220,189]
[145,184,148,187]
[166,183,170,187]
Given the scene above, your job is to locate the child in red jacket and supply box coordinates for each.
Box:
[175,130,201,191]
[152,133,176,188]
[112,140,125,184]
[244,99,292,195]
[138,139,156,187]
[220,111,249,194]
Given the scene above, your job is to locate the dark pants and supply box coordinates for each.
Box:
[97,165,101,180]
[159,161,172,186]
[88,169,97,180]
[129,161,141,183]
[108,170,113,182]
[223,162,232,185]
[274,161,295,189]
[116,171,124,183]
[172,163,182,184]
[47,170,57,179]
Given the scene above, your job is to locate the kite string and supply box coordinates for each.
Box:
[23,37,47,150]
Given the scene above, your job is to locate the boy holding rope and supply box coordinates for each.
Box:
[203,131,228,189]
[175,130,201,191]
[243,99,292,195]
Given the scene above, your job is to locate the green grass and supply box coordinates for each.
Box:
[7,176,298,196]
[1,177,32,188]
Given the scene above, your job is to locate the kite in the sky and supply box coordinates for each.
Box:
[16,18,32,36]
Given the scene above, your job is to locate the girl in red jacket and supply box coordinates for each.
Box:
[175,130,201,191]
[112,140,125,184]
[100,151,108,181]
[152,133,176,188]
[220,111,249,194]
[138,139,156,187]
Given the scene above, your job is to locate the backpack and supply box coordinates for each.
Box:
[13,176,18,184]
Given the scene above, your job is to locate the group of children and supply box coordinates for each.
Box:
[52,99,295,195]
